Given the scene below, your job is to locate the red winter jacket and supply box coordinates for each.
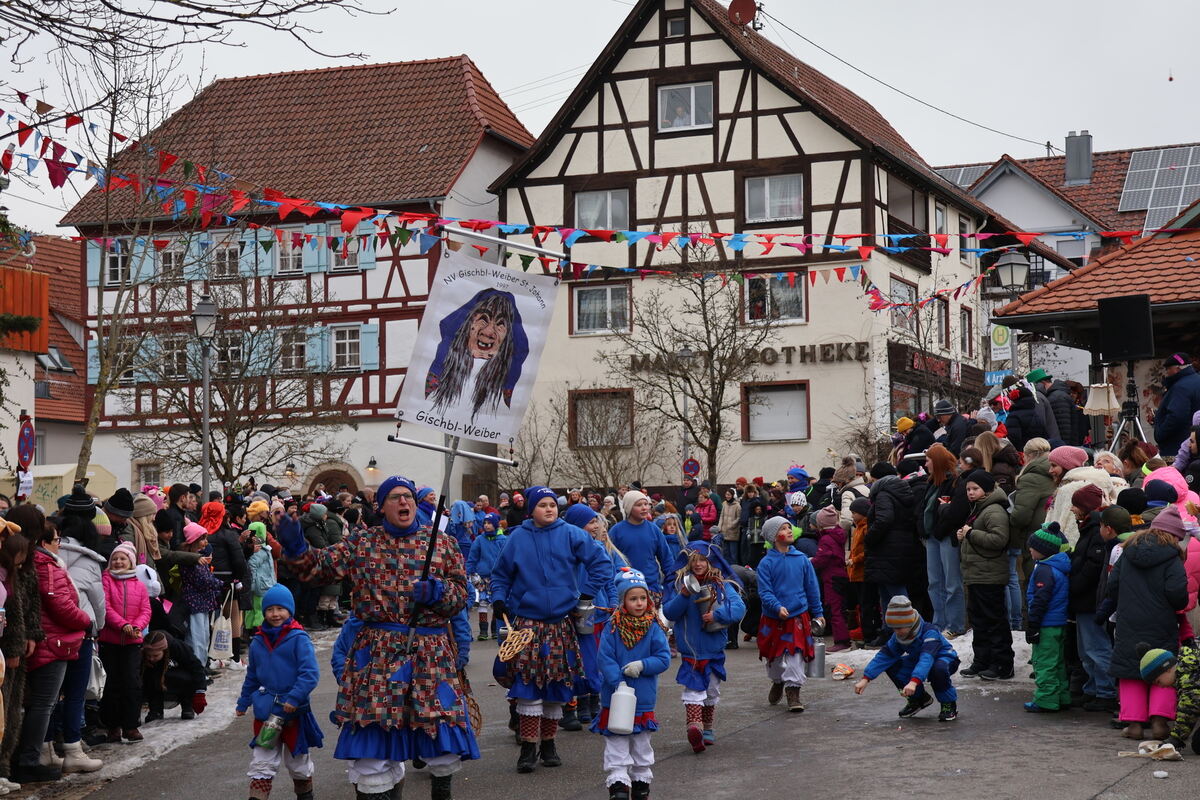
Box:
[99,572,151,645]
[696,498,718,533]
[29,548,92,671]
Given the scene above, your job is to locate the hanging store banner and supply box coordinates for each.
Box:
[395,248,559,445]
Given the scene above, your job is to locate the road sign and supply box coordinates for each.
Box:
[682,458,701,477]
[16,417,35,471]
[985,369,1013,387]
[990,325,1012,361]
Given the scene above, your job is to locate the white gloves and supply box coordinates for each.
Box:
[623,660,644,678]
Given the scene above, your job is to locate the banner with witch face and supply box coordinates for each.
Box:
[395,248,560,445]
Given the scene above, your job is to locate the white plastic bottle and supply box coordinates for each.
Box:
[607,681,637,734]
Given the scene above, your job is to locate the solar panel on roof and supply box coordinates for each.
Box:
[1115,146,1200,229]
[960,165,987,186]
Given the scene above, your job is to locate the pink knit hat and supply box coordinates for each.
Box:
[1048,446,1088,472]
[1150,505,1188,540]
[183,521,209,545]
[108,541,138,569]
[815,506,840,529]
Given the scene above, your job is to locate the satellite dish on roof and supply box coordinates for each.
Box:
[728,0,757,26]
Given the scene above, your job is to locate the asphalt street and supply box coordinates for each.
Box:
[26,632,1200,800]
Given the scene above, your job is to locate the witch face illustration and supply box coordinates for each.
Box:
[425,289,529,421]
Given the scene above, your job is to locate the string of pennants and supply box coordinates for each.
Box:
[0,89,1158,314]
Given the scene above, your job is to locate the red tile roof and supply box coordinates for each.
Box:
[63,56,533,227]
[941,142,1200,232]
[995,226,1200,318]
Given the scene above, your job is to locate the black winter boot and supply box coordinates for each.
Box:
[293,777,314,800]
[430,775,452,800]
[388,780,404,800]
[517,741,538,773]
[559,702,581,731]
[608,784,631,800]
[632,780,650,800]
[355,790,389,800]
[539,739,562,767]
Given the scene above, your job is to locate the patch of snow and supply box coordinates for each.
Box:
[821,630,1035,690]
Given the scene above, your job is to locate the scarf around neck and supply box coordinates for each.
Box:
[611,605,656,651]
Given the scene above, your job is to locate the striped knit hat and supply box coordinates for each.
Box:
[1137,642,1177,682]
[1029,521,1069,557]
[884,596,920,630]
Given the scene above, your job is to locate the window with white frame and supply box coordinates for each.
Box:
[935,202,947,235]
[745,174,804,223]
[887,173,928,229]
[333,327,360,370]
[572,284,630,334]
[960,307,973,356]
[160,245,186,281]
[658,82,713,131]
[746,274,805,322]
[666,14,686,36]
[958,216,975,265]
[331,235,360,272]
[569,389,633,448]
[212,243,239,279]
[106,243,130,285]
[35,431,46,466]
[161,335,188,380]
[215,332,243,375]
[280,329,307,372]
[137,462,162,488]
[278,234,303,275]
[743,382,810,441]
[890,277,918,334]
[575,189,629,230]
[936,297,950,349]
[36,346,74,373]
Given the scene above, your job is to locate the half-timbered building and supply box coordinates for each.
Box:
[63,57,533,495]
[492,0,1072,484]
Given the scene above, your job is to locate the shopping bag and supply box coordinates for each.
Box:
[209,587,235,660]
[86,648,106,701]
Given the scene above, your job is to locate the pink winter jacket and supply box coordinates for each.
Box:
[29,548,92,671]
[99,571,151,645]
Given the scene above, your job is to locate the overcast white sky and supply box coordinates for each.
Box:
[4,0,1198,234]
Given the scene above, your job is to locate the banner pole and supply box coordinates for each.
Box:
[442,225,567,260]
[386,434,517,467]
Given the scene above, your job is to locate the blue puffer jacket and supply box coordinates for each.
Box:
[1156,365,1200,457]
[863,621,958,682]
[663,578,745,660]
[595,618,671,719]
[1026,551,1071,630]
[756,546,822,620]
[610,519,676,594]
[465,531,507,578]
[490,517,611,621]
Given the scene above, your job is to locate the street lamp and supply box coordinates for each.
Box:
[285,462,297,480]
[993,251,1030,376]
[677,346,696,465]
[191,294,218,499]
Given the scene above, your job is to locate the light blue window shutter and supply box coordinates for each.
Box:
[85,240,102,287]
[86,339,99,384]
[137,334,159,382]
[302,223,327,274]
[356,221,377,271]
[238,229,260,278]
[305,326,329,371]
[184,236,208,281]
[186,339,203,380]
[131,238,152,284]
[359,323,379,371]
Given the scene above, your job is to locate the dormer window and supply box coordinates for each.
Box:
[658,82,712,132]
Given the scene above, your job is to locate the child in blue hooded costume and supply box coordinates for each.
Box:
[489,486,611,775]
[415,487,437,527]
[593,568,671,800]
[236,584,323,800]
[562,502,618,728]
[609,491,675,604]
[448,500,476,563]
[663,541,745,753]
[466,512,507,641]
[277,475,475,800]
[854,595,960,721]
[756,517,824,712]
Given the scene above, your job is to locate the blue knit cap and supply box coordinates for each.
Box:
[262,584,296,616]
[524,486,558,515]
[563,503,600,528]
[483,512,501,529]
[376,475,417,512]
[614,567,649,601]
[415,486,435,502]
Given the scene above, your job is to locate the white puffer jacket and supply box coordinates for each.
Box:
[1045,467,1127,547]
[58,538,107,636]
